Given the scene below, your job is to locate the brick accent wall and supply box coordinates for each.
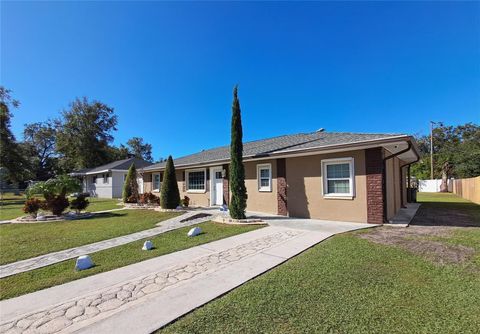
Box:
[222,164,229,205]
[365,148,384,224]
[277,158,288,216]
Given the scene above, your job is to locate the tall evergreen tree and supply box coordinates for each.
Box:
[229,86,247,219]
[160,156,180,209]
[122,163,139,203]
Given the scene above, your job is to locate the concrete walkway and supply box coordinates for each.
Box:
[0,219,374,334]
[0,211,211,278]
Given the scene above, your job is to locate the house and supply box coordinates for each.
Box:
[70,157,152,198]
[140,131,419,224]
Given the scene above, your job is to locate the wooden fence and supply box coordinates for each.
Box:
[452,176,480,205]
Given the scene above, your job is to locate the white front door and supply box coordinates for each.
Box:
[211,167,224,206]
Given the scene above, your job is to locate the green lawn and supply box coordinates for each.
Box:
[158,193,480,334]
[0,195,122,221]
[416,192,480,225]
[0,222,263,300]
[0,210,179,265]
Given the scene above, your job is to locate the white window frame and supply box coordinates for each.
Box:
[152,173,161,192]
[321,157,355,198]
[103,173,109,184]
[186,168,207,193]
[257,163,272,192]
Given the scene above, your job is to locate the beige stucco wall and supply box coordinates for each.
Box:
[244,159,278,215]
[285,150,368,222]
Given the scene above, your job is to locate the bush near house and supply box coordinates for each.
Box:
[180,196,190,207]
[160,156,180,209]
[122,164,139,203]
[139,192,160,205]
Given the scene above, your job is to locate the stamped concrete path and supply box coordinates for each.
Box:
[0,219,374,334]
[0,211,211,278]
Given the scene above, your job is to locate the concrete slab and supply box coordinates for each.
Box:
[387,203,421,227]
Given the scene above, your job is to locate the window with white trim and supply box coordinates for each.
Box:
[257,163,272,192]
[322,158,354,197]
[152,173,161,192]
[103,173,109,184]
[186,169,206,192]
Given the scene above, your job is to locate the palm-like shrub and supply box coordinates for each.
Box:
[23,198,43,217]
[27,175,81,216]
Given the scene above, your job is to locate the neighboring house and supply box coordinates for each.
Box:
[141,131,420,224]
[70,158,152,198]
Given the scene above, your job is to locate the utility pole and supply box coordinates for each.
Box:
[430,121,434,180]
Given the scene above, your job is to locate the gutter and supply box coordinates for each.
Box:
[382,141,413,224]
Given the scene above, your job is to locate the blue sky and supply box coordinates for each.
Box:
[2,1,479,161]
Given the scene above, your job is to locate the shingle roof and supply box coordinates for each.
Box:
[143,131,408,171]
[72,157,153,175]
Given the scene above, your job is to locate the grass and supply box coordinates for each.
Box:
[0,194,123,221]
[157,193,480,334]
[0,210,179,265]
[0,222,263,300]
[416,192,480,224]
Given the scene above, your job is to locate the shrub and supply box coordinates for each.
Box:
[126,194,138,203]
[139,192,160,205]
[47,196,70,216]
[160,156,180,209]
[122,164,139,203]
[23,198,43,217]
[70,195,89,213]
[180,196,190,207]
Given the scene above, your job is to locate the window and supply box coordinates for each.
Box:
[186,169,206,192]
[92,175,97,184]
[152,173,161,192]
[103,173,109,184]
[322,158,354,197]
[123,174,127,182]
[257,164,272,192]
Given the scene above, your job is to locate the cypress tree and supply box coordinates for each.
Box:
[229,85,247,219]
[122,163,139,203]
[160,155,180,209]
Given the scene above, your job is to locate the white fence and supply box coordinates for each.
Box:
[418,179,453,192]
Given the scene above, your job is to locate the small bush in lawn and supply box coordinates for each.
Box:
[47,196,70,216]
[126,194,138,203]
[23,198,43,217]
[70,195,89,214]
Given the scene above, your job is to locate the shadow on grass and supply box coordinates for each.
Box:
[412,200,480,228]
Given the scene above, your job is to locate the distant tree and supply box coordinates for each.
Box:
[122,163,139,203]
[160,156,180,209]
[23,120,59,180]
[107,145,130,161]
[126,137,153,162]
[228,86,247,219]
[412,122,480,179]
[0,86,31,183]
[56,97,118,171]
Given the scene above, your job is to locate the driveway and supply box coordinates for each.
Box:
[0,219,373,334]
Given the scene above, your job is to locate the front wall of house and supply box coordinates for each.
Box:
[286,150,368,222]
[85,173,113,198]
[244,159,278,215]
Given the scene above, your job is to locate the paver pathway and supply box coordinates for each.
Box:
[0,211,210,278]
[0,220,374,334]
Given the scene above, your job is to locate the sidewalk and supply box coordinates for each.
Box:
[0,220,374,334]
